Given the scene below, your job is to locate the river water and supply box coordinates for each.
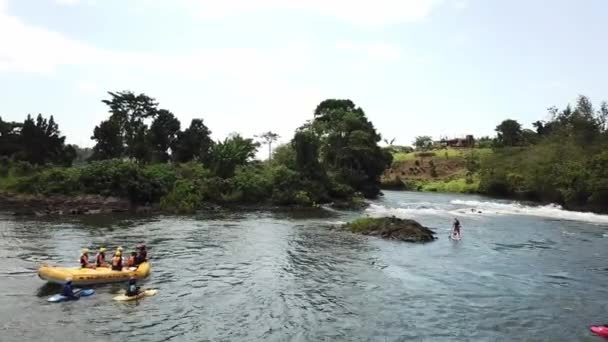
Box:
[1,191,608,341]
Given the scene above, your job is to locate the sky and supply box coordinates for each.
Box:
[0,0,607,148]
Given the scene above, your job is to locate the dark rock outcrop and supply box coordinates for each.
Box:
[342,216,436,243]
[0,193,133,216]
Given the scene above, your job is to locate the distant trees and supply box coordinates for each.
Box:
[494,119,523,147]
[148,110,181,163]
[0,114,75,166]
[172,119,213,164]
[480,95,608,211]
[256,131,280,161]
[413,136,433,150]
[1,92,395,210]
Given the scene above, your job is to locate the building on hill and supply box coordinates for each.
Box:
[437,135,475,148]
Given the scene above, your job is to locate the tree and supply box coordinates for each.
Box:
[495,119,523,147]
[148,109,181,163]
[256,131,280,161]
[92,91,159,162]
[210,134,259,178]
[0,117,21,158]
[90,118,123,160]
[413,136,433,150]
[172,119,214,164]
[310,99,392,198]
[19,114,73,165]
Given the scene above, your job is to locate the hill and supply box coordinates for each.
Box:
[381,148,492,193]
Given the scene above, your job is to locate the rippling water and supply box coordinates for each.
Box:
[1,191,608,341]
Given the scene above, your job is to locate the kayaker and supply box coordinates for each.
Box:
[111,251,123,271]
[452,218,461,238]
[125,276,140,297]
[126,251,137,268]
[62,278,79,300]
[80,249,95,269]
[95,247,108,267]
[135,244,147,265]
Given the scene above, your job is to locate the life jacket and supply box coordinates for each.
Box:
[126,279,138,296]
[111,256,123,271]
[80,254,89,268]
[126,256,136,268]
[95,253,106,267]
[62,283,74,297]
[136,250,147,265]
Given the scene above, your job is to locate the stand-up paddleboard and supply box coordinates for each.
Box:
[113,289,157,301]
[591,326,608,338]
[450,232,461,241]
[48,288,95,303]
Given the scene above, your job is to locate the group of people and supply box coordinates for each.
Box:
[79,244,147,271]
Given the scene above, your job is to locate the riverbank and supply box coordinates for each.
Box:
[381,148,485,193]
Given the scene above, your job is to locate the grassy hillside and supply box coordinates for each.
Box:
[382,148,492,193]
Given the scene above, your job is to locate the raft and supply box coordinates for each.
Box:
[38,262,151,285]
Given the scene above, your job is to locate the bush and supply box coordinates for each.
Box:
[414,152,436,158]
[230,165,273,202]
[160,179,203,213]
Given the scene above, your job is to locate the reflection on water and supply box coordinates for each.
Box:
[1,191,608,341]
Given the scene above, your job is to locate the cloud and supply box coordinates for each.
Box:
[0,3,314,77]
[178,0,440,27]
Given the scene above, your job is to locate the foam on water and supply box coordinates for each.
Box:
[366,198,608,225]
[451,199,608,224]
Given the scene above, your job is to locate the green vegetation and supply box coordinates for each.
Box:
[385,94,608,212]
[0,93,392,213]
[478,96,608,211]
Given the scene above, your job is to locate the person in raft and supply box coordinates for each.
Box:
[135,244,148,266]
[111,250,123,271]
[452,218,461,238]
[126,251,137,268]
[125,276,141,297]
[95,247,108,267]
[80,249,96,269]
[62,278,80,300]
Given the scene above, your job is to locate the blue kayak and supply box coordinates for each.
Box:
[48,288,95,303]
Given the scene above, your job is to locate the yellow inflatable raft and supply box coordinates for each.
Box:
[38,262,151,285]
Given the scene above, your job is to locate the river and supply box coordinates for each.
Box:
[1,191,608,341]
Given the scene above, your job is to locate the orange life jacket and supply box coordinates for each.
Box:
[80,254,89,268]
[126,256,136,268]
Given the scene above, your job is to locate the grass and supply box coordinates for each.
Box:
[392,148,492,164]
[420,177,480,193]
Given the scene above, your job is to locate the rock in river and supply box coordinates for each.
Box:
[342,216,436,243]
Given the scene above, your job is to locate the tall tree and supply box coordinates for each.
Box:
[495,119,523,147]
[149,109,181,163]
[172,119,213,164]
[256,131,280,161]
[310,99,392,198]
[92,91,159,162]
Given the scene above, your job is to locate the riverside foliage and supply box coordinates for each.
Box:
[0,92,392,212]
